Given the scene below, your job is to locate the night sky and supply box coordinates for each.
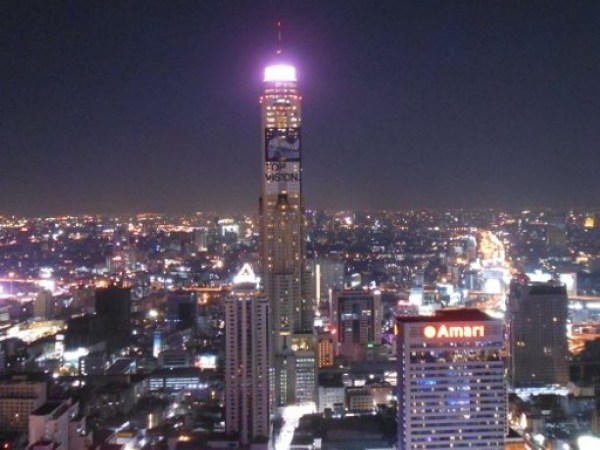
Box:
[2,0,599,215]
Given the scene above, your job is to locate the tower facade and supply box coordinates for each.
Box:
[259,62,315,406]
[396,309,506,450]
[508,277,569,387]
[224,264,270,445]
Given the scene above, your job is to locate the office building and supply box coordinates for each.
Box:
[259,50,315,406]
[224,264,270,446]
[334,289,381,362]
[508,277,569,387]
[396,309,506,450]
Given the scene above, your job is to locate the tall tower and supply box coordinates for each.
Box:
[224,264,270,445]
[259,47,315,406]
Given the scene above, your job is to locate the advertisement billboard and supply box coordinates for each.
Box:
[265,127,300,162]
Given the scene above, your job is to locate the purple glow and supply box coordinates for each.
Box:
[264,64,297,82]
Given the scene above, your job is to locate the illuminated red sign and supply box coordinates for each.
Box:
[423,324,485,339]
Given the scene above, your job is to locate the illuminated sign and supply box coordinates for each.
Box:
[265,128,300,162]
[423,324,485,339]
[264,161,301,183]
[233,263,259,286]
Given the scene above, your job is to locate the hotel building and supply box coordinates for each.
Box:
[395,309,506,449]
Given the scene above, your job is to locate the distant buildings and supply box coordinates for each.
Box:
[396,309,506,450]
[508,277,569,387]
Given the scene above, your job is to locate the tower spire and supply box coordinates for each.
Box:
[276,21,283,55]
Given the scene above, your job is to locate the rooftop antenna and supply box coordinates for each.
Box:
[276,21,283,55]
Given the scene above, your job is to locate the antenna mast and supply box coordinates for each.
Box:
[276,21,283,55]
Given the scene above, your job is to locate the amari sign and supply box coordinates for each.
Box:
[423,324,485,339]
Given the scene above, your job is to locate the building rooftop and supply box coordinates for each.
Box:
[396,308,493,323]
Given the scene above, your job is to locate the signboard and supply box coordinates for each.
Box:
[264,161,301,183]
[265,127,300,162]
[423,324,485,339]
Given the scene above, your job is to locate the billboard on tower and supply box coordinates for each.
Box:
[265,128,301,162]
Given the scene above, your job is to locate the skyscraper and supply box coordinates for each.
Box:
[224,264,270,446]
[395,309,506,450]
[259,52,315,406]
[507,277,569,387]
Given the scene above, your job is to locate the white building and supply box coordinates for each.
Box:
[396,309,506,449]
[225,264,270,446]
[318,383,345,413]
[29,399,88,450]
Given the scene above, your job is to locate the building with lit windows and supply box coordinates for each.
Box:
[395,309,506,450]
[259,53,315,406]
[316,329,337,368]
[0,374,47,432]
[507,277,569,387]
[224,264,270,446]
[334,289,381,362]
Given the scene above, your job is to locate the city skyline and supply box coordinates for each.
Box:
[2,0,599,215]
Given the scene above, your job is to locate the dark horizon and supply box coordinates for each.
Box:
[2,0,599,216]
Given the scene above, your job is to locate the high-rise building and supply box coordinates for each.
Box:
[259,52,315,406]
[396,309,506,450]
[507,277,569,387]
[95,286,131,354]
[224,264,270,446]
[333,289,381,362]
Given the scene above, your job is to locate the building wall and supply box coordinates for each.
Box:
[318,386,345,412]
[0,379,46,432]
[334,290,381,362]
